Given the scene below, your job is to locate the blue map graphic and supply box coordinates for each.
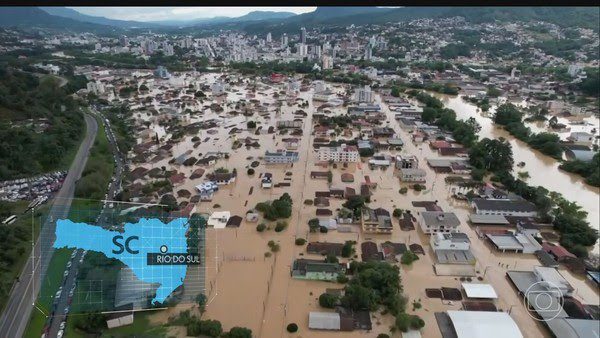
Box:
[53,217,190,304]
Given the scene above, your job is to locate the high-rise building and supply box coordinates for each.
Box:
[297,43,308,57]
[364,45,373,60]
[281,33,288,48]
[266,32,272,43]
[142,39,157,55]
[300,27,307,44]
[119,35,129,47]
[322,55,333,70]
[180,37,193,49]
[314,45,322,58]
[163,43,174,56]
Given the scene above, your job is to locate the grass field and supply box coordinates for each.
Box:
[23,248,73,338]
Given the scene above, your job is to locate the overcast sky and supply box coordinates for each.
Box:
[71,7,317,22]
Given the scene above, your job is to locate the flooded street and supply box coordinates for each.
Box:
[432,94,599,250]
[118,73,598,337]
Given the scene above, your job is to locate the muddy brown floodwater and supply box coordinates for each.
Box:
[118,73,598,337]
[432,93,600,255]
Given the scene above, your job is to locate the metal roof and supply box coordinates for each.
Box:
[309,312,341,330]
[447,310,523,338]
[469,214,509,225]
[472,198,537,212]
[421,211,461,228]
[486,234,524,250]
[462,283,498,299]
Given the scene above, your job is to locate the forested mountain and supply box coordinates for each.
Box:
[1,7,596,33]
[39,7,161,28]
[0,7,113,32]
[241,6,600,34]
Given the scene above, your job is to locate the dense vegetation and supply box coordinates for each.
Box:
[100,103,136,154]
[0,66,84,180]
[406,89,480,147]
[172,310,252,338]
[73,114,114,201]
[559,153,600,187]
[0,201,42,310]
[493,103,563,159]
[342,261,424,332]
[255,193,293,221]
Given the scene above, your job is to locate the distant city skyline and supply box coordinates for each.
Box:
[71,7,317,22]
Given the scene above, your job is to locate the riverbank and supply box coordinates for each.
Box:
[409,91,598,257]
[432,93,600,237]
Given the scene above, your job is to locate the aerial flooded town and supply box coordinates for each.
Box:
[0,5,598,338]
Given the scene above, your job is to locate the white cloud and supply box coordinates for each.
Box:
[71,6,316,22]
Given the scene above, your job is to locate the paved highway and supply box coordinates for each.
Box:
[45,108,126,338]
[0,113,98,338]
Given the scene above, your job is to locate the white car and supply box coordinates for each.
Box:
[63,306,70,314]
[57,330,63,338]
[59,321,66,330]
[70,251,77,259]
[63,270,69,278]
[66,261,72,268]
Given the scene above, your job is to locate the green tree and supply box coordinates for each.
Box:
[341,241,355,258]
[393,208,403,218]
[494,103,523,125]
[72,312,107,333]
[324,255,339,263]
[401,250,419,265]
[198,319,222,337]
[196,293,207,313]
[227,327,253,338]
[319,292,339,308]
[469,138,514,172]
[286,323,298,333]
[308,218,320,232]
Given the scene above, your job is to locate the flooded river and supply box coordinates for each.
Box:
[432,94,599,253]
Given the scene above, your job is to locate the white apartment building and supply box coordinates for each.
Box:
[316,144,359,163]
[86,81,105,95]
[355,85,373,103]
[297,43,308,57]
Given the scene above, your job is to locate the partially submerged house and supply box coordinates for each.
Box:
[361,207,393,234]
[418,211,461,235]
[291,259,346,281]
